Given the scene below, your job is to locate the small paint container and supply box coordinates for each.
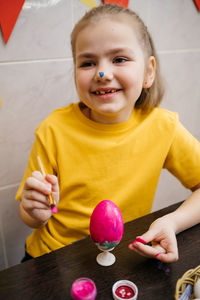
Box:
[112,280,138,300]
[71,277,97,300]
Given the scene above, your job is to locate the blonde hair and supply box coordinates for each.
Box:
[71,4,164,111]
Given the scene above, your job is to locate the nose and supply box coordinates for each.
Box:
[94,68,113,82]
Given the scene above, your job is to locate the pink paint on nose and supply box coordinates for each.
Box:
[71,278,97,300]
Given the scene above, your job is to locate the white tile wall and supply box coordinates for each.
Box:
[149,0,200,51]
[0,0,200,270]
[0,59,76,186]
[159,52,200,138]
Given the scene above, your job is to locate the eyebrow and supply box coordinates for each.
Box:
[76,47,134,60]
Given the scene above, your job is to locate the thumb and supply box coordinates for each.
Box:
[45,174,59,191]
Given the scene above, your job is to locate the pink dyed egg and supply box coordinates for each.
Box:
[90,200,124,250]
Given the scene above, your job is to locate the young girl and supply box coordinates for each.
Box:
[16,4,200,263]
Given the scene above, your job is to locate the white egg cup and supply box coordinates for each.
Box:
[96,245,116,266]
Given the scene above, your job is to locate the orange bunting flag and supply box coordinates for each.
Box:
[102,0,129,8]
[0,0,25,44]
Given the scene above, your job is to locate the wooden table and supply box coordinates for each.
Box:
[0,201,200,300]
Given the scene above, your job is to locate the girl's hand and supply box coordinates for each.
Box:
[21,171,59,225]
[129,215,179,263]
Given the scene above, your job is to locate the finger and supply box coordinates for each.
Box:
[129,230,158,249]
[129,240,167,258]
[45,174,59,205]
[129,243,155,258]
[128,230,156,249]
[33,171,54,192]
[137,230,157,244]
[23,189,50,207]
[24,176,52,195]
[28,206,52,223]
[25,197,50,211]
[32,170,45,181]
[157,238,178,262]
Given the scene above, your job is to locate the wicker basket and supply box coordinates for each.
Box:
[175,265,200,299]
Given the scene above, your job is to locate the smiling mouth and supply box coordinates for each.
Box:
[92,89,121,95]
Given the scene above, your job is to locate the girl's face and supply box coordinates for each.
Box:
[75,17,155,124]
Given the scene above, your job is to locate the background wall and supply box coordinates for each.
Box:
[0,0,199,270]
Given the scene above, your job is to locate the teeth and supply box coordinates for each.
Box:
[95,89,117,95]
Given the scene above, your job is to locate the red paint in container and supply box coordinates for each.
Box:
[112,280,138,300]
[71,277,97,300]
[115,285,135,299]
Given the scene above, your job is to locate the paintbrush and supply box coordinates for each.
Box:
[37,155,58,214]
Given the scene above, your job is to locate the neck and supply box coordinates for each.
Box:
[79,103,133,124]
[90,109,133,124]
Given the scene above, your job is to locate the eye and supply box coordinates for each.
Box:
[80,61,95,68]
[113,57,128,64]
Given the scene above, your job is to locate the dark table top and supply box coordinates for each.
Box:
[0,201,200,300]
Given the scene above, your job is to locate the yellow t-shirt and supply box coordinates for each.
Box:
[16,103,200,257]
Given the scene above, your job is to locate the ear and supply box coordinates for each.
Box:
[143,56,156,88]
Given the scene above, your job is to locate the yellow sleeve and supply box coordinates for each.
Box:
[164,120,200,189]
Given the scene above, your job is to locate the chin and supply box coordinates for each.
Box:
[98,104,124,114]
